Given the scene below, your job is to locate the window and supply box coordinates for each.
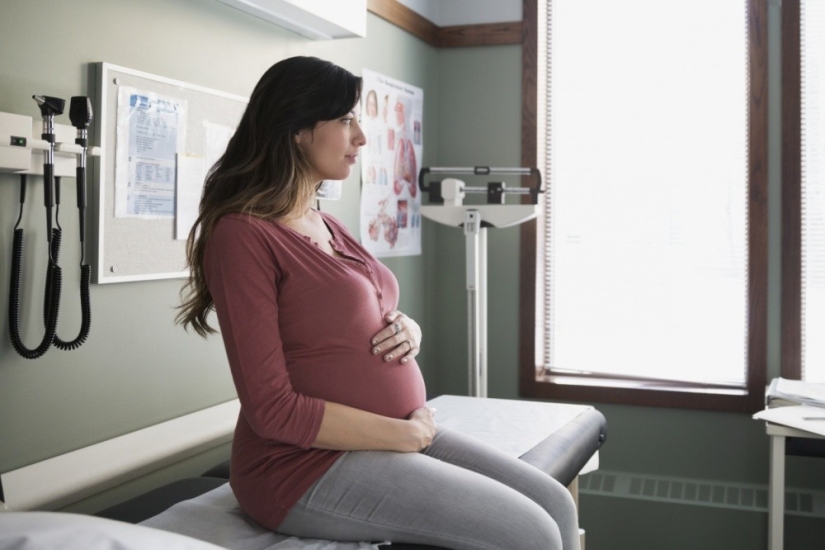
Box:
[519,0,768,412]
[782,0,825,383]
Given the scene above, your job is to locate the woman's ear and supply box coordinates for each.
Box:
[294,128,316,147]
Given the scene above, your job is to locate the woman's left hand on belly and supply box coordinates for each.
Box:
[371,310,422,364]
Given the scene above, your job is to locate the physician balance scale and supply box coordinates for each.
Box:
[418,166,542,398]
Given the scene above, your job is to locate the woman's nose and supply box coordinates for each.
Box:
[354,121,367,146]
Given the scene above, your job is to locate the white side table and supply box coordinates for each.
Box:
[764,422,825,550]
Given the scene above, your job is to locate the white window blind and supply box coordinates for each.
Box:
[802,0,825,383]
[543,0,748,386]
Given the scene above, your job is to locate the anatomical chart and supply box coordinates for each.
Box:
[360,69,422,257]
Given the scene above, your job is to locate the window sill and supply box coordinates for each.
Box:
[520,370,765,414]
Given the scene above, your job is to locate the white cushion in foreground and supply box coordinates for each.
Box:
[0,512,228,550]
[140,483,385,550]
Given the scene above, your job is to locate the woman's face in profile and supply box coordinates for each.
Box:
[295,106,366,182]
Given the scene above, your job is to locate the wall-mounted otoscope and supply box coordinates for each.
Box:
[33,95,64,241]
[70,96,92,245]
[7,95,95,358]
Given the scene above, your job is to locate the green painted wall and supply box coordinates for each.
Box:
[430,45,525,398]
[0,0,437,478]
[2,0,824,548]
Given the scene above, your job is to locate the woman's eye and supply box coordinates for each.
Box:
[341,117,353,124]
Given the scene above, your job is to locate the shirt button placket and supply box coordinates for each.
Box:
[367,266,384,312]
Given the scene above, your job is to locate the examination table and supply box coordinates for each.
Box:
[95,396,607,550]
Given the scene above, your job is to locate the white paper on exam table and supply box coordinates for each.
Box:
[753,404,825,437]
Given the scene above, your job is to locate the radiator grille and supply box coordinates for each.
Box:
[579,471,824,518]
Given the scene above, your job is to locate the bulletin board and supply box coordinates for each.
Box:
[91,62,248,284]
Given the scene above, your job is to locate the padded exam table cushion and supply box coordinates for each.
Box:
[0,511,226,550]
[111,396,607,549]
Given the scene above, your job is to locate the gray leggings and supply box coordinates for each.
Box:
[277,427,580,550]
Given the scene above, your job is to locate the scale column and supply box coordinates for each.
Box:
[464,209,487,397]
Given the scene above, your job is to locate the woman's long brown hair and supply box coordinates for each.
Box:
[176,57,362,336]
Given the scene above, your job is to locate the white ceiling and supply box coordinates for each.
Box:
[395,0,522,26]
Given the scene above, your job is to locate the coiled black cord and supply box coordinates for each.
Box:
[53,264,91,350]
[7,174,63,359]
[44,177,62,325]
[43,227,61,327]
[45,227,91,350]
[8,229,62,360]
[41,174,92,351]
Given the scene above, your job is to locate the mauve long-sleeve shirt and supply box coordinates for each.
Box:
[204,212,426,530]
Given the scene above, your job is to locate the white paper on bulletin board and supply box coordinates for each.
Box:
[175,154,207,240]
[174,121,236,241]
[360,69,422,257]
[114,86,187,219]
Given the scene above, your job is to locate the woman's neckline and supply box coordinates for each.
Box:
[274,210,347,258]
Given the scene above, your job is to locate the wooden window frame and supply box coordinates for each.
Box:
[518,0,769,413]
[367,0,522,48]
[781,0,802,380]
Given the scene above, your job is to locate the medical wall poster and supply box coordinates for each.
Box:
[360,69,423,257]
[114,86,187,219]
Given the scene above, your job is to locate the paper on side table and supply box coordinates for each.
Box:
[753,404,825,437]
[767,377,825,407]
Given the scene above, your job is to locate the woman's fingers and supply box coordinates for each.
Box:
[388,310,422,350]
[369,310,422,363]
[375,338,413,363]
[400,339,419,364]
[371,311,404,346]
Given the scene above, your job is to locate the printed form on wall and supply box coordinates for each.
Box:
[114,87,188,219]
[174,120,236,240]
[360,69,423,257]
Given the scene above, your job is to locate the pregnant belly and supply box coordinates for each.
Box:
[289,356,427,419]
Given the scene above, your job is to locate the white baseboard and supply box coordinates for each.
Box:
[0,399,239,512]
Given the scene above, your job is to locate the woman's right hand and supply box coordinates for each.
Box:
[312,402,437,453]
[405,406,437,452]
